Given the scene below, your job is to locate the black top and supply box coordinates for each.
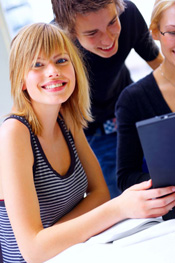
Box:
[76,1,159,134]
[116,72,171,191]
[116,72,175,220]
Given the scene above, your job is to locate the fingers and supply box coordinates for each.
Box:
[146,199,175,218]
[149,192,175,209]
[128,181,175,200]
[141,191,175,218]
[144,186,175,200]
[127,179,152,191]
[122,181,175,219]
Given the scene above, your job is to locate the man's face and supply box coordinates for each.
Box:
[75,2,121,58]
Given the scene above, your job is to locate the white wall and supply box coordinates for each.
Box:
[125,0,157,82]
[0,3,12,122]
[0,0,53,123]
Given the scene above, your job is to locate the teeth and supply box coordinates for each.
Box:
[45,83,63,89]
[101,43,113,50]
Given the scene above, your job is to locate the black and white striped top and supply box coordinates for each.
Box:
[0,115,88,262]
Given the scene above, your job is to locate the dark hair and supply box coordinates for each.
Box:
[51,0,125,39]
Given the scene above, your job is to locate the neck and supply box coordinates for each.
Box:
[32,103,61,138]
[159,63,175,87]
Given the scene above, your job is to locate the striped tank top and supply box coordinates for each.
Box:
[0,115,88,262]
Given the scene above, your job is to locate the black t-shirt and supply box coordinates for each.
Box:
[76,1,159,133]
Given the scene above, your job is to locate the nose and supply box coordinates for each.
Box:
[47,63,60,78]
[101,30,113,46]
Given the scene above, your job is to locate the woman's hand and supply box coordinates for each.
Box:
[118,180,175,219]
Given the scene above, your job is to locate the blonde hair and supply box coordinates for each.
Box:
[10,23,92,135]
[150,0,175,32]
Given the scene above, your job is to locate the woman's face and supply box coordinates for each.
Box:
[23,49,76,108]
[158,4,175,67]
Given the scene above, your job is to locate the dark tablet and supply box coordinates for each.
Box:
[136,112,175,188]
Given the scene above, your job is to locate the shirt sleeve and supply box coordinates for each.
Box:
[120,1,159,62]
[115,86,150,192]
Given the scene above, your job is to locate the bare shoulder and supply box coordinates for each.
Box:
[0,117,31,148]
[0,118,34,198]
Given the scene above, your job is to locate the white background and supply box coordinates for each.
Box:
[0,0,156,119]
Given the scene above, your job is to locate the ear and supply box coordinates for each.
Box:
[22,83,26,91]
[151,28,160,41]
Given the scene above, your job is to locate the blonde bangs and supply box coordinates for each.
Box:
[150,1,175,31]
[9,23,92,135]
[27,24,66,72]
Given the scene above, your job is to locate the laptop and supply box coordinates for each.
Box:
[136,112,175,188]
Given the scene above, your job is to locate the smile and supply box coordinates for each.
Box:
[99,40,115,52]
[44,83,64,89]
[42,82,67,90]
[101,43,114,50]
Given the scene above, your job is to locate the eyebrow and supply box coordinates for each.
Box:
[165,24,175,29]
[37,53,68,60]
[82,14,118,35]
[53,53,68,59]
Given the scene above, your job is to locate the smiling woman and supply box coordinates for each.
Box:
[0,22,108,262]
[23,51,76,109]
[116,0,175,221]
[9,23,91,134]
[1,20,175,263]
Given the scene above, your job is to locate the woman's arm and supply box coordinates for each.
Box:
[1,119,175,263]
[0,118,110,262]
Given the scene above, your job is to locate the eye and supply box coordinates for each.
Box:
[56,58,68,64]
[34,62,43,68]
[84,30,98,37]
[87,31,98,37]
[109,18,117,26]
[168,31,175,36]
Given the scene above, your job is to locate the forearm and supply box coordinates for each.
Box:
[56,188,110,224]
[147,52,163,70]
[31,179,175,262]
[23,198,124,262]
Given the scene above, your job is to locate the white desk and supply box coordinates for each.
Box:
[46,219,175,263]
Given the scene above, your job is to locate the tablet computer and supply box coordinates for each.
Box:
[136,112,175,188]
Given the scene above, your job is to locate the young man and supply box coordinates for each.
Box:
[51,0,163,198]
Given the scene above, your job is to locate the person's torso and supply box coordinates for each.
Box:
[76,0,159,127]
[0,114,88,262]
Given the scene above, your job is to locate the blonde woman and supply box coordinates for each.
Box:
[0,23,175,263]
[116,0,175,220]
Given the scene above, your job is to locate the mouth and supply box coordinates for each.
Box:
[98,40,115,52]
[41,82,67,90]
